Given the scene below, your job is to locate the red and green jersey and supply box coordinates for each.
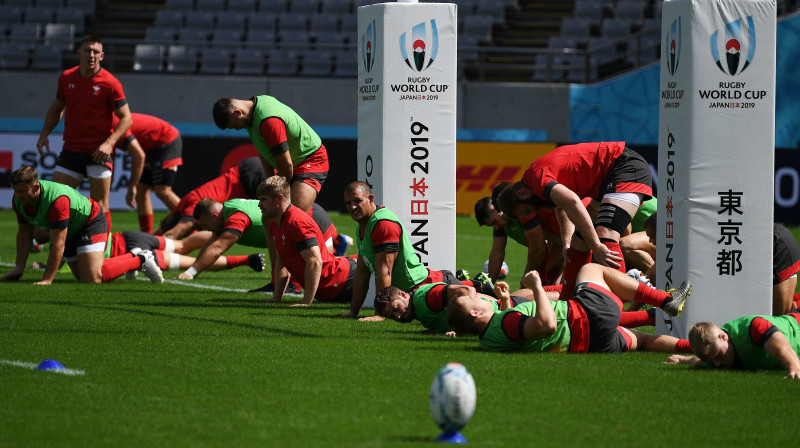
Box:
[13,180,94,240]
[57,66,127,153]
[221,199,266,248]
[722,313,800,370]
[413,283,499,333]
[247,95,321,168]
[479,300,572,353]
[115,113,180,152]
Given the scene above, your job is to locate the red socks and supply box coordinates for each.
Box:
[101,253,140,282]
[601,239,626,273]
[105,210,113,233]
[634,282,669,307]
[675,339,693,353]
[225,255,249,269]
[559,247,592,301]
[138,214,154,233]
[618,308,656,328]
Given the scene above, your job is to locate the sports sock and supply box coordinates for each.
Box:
[675,339,693,354]
[543,284,563,293]
[154,250,167,270]
[105,210,113,233]
[225,255,249,269]
[559,247,591,301]
[138,214,154,233]
[601,239,626,273]
[618,308,656,328]
[101,253,140,282]
[634,282,669,307]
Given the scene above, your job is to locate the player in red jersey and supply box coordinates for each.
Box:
[155,157,265,239]
[36,35,132,232]
[497,142,653,301]
[112,112,183,233]
[257,176,355,305]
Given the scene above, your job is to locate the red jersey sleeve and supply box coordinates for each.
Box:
[749,317,780,347]
[48,196,71,230]
[370,220,401,253]
[222,211,252,237]
[424,284,449,312]
[286,213,320,252]
[259,117,290,156]
[501,311,528,341]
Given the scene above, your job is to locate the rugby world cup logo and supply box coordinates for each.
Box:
[400,19,438,71]
[665,17,681,75]
[710,16,756,76]
[361,19,376,72]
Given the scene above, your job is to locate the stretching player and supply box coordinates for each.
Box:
[665,313,800,379]
[2,166,163,285]
[446,264,693,354]
[497,141,653,302]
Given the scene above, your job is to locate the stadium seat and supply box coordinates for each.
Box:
[178,27,210,44]
[614,0,645,24]
[185,11,215,29]
[298,48,332,77]
[132,43,164,72]
[145,27,177,43]
[312,30,348,49]
[232,47,263,75]
[23,7,54,26]
[55,7,86,35]
[64,0,95,12]
[211,28,243,47]
[164,0,193,10]
[475,1,505,20]
[226,0,256,12]
[4,0,33,7]
[573,1,604,27]
[451,0,477,15]
[198,46,231,74]
[247,12,277,32]
[340,14,357,33]
[259,0,289,14]
[277,13,308,32]
[216,11,247,32]
[601,18,635,40]
[0,7,24,30]
[154,10,184,29]
[245,28,276,44]
[166,44,197,73]
[36,0,63,9]
[265,48,298,76]
[462,15,492,43]
[32,43,62,71]
[531,52,564,83]
[195,0,225,12]
[560,17,591,42]
[277,29,311,45]
[44,23,75,51]
[9,23,41,51]
[0,42,30,70]
[319,0,350,14]
[588,36,620,67]
[549,35,578,50]
[290,0,319,15]
[331,49,356,77]
[309,14,339,33]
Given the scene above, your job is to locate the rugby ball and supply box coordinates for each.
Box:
[482,260,509,280]
[429,362,476,433]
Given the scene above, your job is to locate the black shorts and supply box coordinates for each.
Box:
[121,230,161,252]
[333,256,357,303]
[57,149,110,176]
[140,137,182,186]
[773,224,800,284]
[63,208,108,260]
[572,282,628,353]
[599,148,653,200]
[511,296,531,306]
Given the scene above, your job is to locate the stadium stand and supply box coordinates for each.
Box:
[132,43,164,72]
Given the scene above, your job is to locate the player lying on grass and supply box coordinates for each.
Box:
[374,283,537,335]
[3,166,163,285]
[446,263,693,354]
[664,313,800,379]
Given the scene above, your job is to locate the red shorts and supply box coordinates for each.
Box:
[291,145,329,193]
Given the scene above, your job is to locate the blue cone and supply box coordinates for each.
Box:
[435,431,467,444]
[36,359,66,371]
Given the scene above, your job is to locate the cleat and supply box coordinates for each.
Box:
[125,270,139,280]
[30,239,42,253]
[662,280,692,317]
[139,250,164,284]
[285,282,301,295]
[248,253,266,272]
[455,269,471,282]
[472,271,494,289]
[333,234,354,257]
[248,282,276,294]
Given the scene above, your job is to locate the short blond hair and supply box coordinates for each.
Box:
[256,175,290,199]
[688,322,721,356]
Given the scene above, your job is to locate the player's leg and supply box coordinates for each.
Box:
[595,195,640,274]
[625,328,692,353]
[136,183,154,233]
[774,276,798,316]
[290,181,318,213]
[87,165,113,231]
[619,230,656,273]
[175,231,213,254]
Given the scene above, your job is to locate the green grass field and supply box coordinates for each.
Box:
[1,210,799,447]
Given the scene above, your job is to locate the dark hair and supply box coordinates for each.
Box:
[644,211,657,231]
[373,286,402,315]
[10,166,38,186]
[474,197,493,227]
[212,98,234,130]
[344,181,371,196]
[491,181,511,209]
[193,197,218,221]
[81,34,103,45]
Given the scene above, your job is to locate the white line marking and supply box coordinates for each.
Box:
[0,359,85,376]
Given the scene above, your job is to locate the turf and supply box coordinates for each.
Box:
[1,210,799,447]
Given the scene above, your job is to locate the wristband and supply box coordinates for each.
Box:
[184,266,199,278]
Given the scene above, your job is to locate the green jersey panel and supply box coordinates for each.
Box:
[631,197,657,233]
[222,199,267,248]
[480,300,571,353]
[504,219,528,247]
[247,95,322,168]
[723,314,800,370]
[13,180,93,240]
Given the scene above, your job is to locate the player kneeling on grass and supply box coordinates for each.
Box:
[446,264,694,354]
[374,283,536,336]
[664,313,800,379]
[256,175,356,306]
[2,166,163,285]
[176,197,269,282]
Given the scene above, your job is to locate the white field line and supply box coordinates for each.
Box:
[0,359,85,376]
